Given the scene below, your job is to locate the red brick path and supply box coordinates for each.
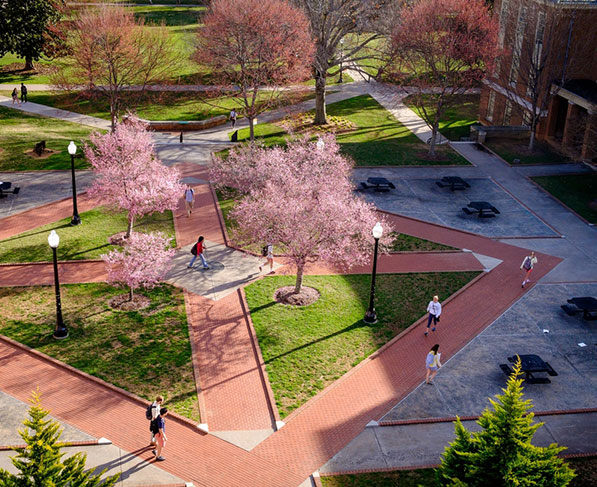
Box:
[0,261,106,287]
[0,162,562,486]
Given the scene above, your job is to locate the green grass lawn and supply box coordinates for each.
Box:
[0,207,176,264]
[485,137,568,165]
[531,174,597,223]
[245,272,479,417]
[0,52,54,84]
[319,456,597,487]
[405,94,480,141]
[0,106,95,171]
[232,95,470,166]
[0,283,198,421]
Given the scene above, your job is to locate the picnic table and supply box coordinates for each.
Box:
[361,177,396,192]
[462,201,500,218]
[436,176,470,191]
[500,354,558,384]
[0,181,20,199]
[565,297,597,320]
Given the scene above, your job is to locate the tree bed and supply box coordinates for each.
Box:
[0,207,176,264]
[0,283,198,421]
[245,272,479,417]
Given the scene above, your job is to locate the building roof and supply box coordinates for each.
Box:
[560,79,597,105]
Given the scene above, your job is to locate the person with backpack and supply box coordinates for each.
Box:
[520,251,538,288]
[146,395,163,446]
[259,243,274,274]
[150,407,169,461]
[11,88,20,105]
[188,236,209,270]
[183,186,194,218]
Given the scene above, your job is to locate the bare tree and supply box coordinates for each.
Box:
[496,3,580,150]
[52,5,181,131]
[295,0,397,125]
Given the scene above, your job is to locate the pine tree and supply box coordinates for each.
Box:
[438,360,576,487]
[0,391,120,487]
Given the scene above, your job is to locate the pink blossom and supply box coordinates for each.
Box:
[85,116,184,237]
[102,231,175,300]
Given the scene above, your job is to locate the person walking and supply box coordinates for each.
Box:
[149,395,163,446]
[424,295,442,336]
[520,251,538,288]
[183,186,194,217]
[20,83,27,103]
[230,109,237,128]
[425,344,442,385]
[188,236,209,270]
[11,88,20,105]
[259,243,274,274]
[151,407,168,461]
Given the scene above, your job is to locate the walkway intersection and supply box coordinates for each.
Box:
[0,79,595,486]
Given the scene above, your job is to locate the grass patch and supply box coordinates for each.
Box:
[230,95,470,166]
[0,207,176,264]
[485,137,568,165]
[0,283,198,421]
[531,174,597,223]
[405,94,479,141]
[321,468,436,487]
[245,272,479,417]
[0,106,95,171]
[0,53,54,84]
[390,233,457,252]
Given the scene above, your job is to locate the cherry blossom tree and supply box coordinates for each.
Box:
[85,116,184,238]
[102,231,175,301]
[195,0,314,140]
[52,5,180,130]
[391,0,499,155]
[211,136,392,294]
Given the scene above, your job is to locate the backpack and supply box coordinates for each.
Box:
[191,243,198,255]
[523,257,532,270]
[145,404,155,420]
[261,245,268,257]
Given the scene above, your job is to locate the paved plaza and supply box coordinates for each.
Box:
[0,78,595,487]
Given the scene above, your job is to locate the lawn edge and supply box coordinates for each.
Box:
[281,270,487,423]
[0,334,203,432]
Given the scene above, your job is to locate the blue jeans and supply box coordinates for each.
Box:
[427,313,439,328]
[189,253,208,268]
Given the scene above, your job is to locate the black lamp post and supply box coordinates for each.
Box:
[339,38,344,83]
[364,222,383,324]
[48,230,68,339]
[68,141,81,226]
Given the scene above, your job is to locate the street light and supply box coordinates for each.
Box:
[68,141,81,226]
[48,230,68,339]
[364,222,383,324]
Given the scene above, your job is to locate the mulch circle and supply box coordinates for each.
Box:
[108,293,150,311]
[108,232,129,246]
[274,285,320,306]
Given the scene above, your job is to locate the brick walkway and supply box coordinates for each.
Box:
[0,261,106,287]
[0,161,563,485]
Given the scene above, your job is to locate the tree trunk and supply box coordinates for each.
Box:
[294,264,304,294]
[24,55,34,71]
[528,125,536,151]
[428,124,438,157]
[129,287,134,301]
[126,216,134,239]
[249,116,255,141]
[314,70,327,125]
[110,98,117,132]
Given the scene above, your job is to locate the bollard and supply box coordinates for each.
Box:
[180,131,183,143]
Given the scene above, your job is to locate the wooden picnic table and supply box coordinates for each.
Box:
[436,176,470,191]
[462,201,500,218]
[361,177,396,192]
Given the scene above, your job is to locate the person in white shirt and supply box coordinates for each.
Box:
[259,243,274,273]
[425,344,442,385]
[149,395,163,446]
[520,251,538,288]
[230,109,237,128]
[184,186,194,218]
[425,295,442,336]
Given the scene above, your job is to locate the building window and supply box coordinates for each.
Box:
[523,110,532,126]
[509,5,527,87]
[487,91,496,122]
[503,100,513,125]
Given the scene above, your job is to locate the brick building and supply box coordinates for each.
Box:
[478,0,597,161]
